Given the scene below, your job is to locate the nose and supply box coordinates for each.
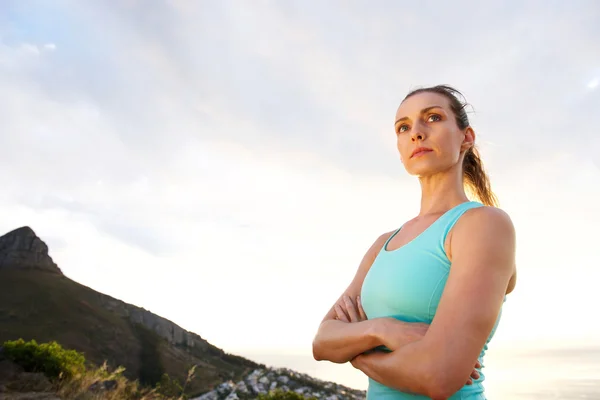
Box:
[410,121,426,142]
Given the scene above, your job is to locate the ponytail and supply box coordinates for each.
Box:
[463,146,498,207]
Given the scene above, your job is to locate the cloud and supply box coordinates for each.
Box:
[0,0,597,278]
[1,1,599,371]
[2,0,598,182]
[0,0,598,259]
[20,194,176,256]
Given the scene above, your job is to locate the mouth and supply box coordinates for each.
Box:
[410,147,433,158]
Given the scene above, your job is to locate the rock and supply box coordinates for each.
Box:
[191,391,219,400]
[258,377,269,385]
[0,227,61,274]
[0,360,23,384]
[190,366,366,400]
[224,392,239,400]
[95,291,209,350]
[216,381,235,396]
[5,372,52,392]
[247,369,262,380]
[235,381,249,394]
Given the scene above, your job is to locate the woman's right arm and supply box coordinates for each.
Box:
[312,232,427,364]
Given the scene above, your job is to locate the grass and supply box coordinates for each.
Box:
[2,339,317,400]
[57,362,202,400]
[2,338,197,400]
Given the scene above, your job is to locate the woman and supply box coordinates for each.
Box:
[312,85,517,400]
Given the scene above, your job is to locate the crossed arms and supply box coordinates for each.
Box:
[312,207,516,400]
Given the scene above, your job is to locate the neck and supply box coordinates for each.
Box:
[417,164,469,216]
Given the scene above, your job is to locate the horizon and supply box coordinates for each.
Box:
[1,1,599,398]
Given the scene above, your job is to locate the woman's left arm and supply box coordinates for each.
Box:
[352,207,516,400]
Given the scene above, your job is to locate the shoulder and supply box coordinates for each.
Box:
[455,205,515,239]
[450,206,516,269]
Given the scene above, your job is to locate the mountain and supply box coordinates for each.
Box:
[0,227,366,399]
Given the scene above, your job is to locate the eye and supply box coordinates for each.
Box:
[427,114,442,122]
[397,124,409,134]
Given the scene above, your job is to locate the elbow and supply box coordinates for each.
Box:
[396,356,457,400]
[311,337,329,362]
[311,324,326,361]
[423,370,468,400]
[312,338,324,361]
[426,387,453,400]
[424,381,453,400]
[312,337,345,364]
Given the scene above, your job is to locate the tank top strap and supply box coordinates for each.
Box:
[435,201,485,248]
[382,225,403,251]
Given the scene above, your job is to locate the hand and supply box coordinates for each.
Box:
[375,318,429,351]
[334,295,367,323]
[467,360,481,385]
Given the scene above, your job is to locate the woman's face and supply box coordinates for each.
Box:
[394,92,474,177]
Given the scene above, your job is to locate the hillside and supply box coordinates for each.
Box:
[0,227,365,399]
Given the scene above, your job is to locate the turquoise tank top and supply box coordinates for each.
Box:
[360,201,503,400]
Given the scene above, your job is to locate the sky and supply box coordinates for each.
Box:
[1,0,599,397]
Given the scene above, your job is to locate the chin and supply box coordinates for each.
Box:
[405,161,439,177]
[405,157,455,177]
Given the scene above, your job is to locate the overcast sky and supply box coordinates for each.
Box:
[1,0,599,396]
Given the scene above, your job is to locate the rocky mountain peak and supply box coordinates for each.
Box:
[0,226,62,274]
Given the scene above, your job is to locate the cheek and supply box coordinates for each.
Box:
[396,134,409,154]
[435,130,461,154]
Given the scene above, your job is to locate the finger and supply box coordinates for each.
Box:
[471,369,480,380]
[475,360,481,369]
[343,296,360,322]
[334,305,348,322]
[466,378,473,385]
[334,304,350,322]
[357,296,368,321]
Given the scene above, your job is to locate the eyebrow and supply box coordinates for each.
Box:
[394,106,444,126]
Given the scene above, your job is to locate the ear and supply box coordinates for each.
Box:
[461,127,476,153]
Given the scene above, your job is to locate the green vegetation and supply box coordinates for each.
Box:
[155,365,196,399]
[259,389,317,400]
[3,338,86,380]
[2,338,198,399]
[155,373,185,398]
[1,339,317,400]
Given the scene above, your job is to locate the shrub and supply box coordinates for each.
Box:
[155,373,184,398]
[2,338,86,380]
[258,389,317,400]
